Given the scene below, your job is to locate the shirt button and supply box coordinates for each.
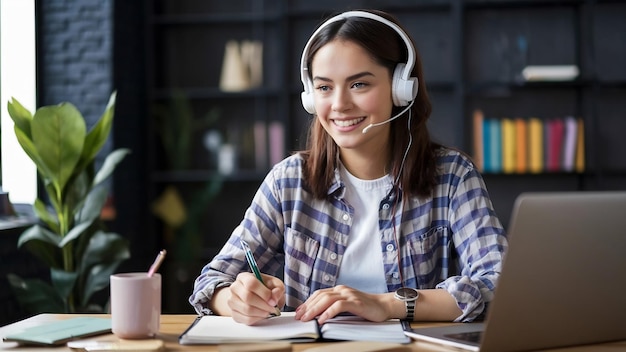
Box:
[393,272,399,279]
[382,203,390,210]
[386,243,395,251]
[330,253,337,260]
[324,275,331,282]
[342,214,349,221]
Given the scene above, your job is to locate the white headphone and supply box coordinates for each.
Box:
[300,10,419,115]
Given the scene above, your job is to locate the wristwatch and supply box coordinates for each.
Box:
[394,287,419,321]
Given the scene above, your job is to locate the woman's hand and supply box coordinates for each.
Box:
[227,272,285,325]
[294,285,395,324]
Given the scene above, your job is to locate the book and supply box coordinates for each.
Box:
[179,312,410,345]
[482,117,492,173]
[2,317,111,346]
[515,117,528,173]
[562,116,578,172]
[528,117,543,173]
[501,117,516,174]
[546,119,565,172]
[472,109,484,171]
[490,118,502,173]
[575,118,585,173]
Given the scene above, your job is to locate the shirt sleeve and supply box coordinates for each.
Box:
[435,158,508,322]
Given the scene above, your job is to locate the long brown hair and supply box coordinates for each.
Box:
[300,10,439,199]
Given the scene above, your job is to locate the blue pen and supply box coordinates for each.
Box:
[240,239,281,317]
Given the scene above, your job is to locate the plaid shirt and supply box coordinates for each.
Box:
[190,148,507,322]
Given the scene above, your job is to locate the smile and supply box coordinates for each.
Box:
[333,117,365,127]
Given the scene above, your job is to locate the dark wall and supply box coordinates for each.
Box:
[111,1,152,273]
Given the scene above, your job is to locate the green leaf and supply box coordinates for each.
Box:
[13,126,53,178]
[80,231,130,274]
[51,267,78,301]
[82,262,121,308]
[33,198,60,233]
[58,220,95,248]
[44,181,62,215]
[8,274,66,313]
[7,97,33,138]
[17,225,63,269]
[92,148,130,187]
[18,224,61,247]
[65,168,93,218]
[80,231,130,306]
[75,185,108,224]
[76,91,116,173]
[32,103,86,194]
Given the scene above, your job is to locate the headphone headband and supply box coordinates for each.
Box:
[300,10,418,114]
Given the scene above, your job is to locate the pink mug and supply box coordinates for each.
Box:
[110,273,161,339]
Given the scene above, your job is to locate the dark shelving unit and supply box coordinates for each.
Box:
[141,0,626,313]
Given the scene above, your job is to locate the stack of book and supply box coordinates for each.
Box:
[472,110,585,174]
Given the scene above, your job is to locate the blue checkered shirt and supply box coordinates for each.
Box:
[190,148,508,322]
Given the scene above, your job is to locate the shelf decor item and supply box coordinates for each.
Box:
[220,40,250,92]
[219,40,263,92]
[521,65,579,82]
[6,91,131,314]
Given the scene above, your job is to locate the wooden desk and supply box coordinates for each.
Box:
[1,314,625,351]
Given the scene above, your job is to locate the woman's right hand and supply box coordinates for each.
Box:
[227,272,285,325]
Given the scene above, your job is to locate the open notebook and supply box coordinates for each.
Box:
[404,191,626,351]
[179,312,409,345]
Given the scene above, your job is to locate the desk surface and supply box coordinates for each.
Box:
[1,314,625,352]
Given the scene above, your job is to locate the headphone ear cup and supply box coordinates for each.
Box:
[301,77,316,114]
[301,91,315,114]
[391,63,418,107]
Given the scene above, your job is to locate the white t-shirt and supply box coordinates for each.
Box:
[335,163,393,293]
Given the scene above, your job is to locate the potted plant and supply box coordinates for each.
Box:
[6,91,131,313]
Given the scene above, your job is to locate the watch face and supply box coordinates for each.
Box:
[395,287,419,301]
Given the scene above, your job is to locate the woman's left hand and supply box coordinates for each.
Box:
[294,285,393,324]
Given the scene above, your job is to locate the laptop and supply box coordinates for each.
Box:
[404,191,626,352]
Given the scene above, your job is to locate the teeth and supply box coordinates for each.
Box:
[334,117,364,127]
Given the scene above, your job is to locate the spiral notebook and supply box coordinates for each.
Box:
[179,312,409,345]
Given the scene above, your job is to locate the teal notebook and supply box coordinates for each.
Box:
[2,317,111,346]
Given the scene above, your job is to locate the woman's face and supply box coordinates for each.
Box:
[311,39,394,153]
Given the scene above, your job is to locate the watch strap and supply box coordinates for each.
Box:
[405,299,415,321]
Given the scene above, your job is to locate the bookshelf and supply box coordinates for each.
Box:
[133,0,626,312]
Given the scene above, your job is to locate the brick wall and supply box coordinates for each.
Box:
[38,0,113,156]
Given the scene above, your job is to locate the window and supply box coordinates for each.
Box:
[0,0,37,204]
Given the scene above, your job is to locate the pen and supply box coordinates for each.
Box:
[240,239,281,317]
[147,249,166,277]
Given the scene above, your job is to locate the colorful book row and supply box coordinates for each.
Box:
[472,110,585,174]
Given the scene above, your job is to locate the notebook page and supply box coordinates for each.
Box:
[320,316,410,344]
[181,312,319,344]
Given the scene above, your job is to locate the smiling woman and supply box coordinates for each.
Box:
[190,9,507,328]
[0,0,37,205]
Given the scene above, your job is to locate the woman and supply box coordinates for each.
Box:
[190,9,507,326]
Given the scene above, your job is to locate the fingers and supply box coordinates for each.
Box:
[261,273,285,307]
[295,285,389,324]
[296,285,360,322]
[228,272,284,325]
